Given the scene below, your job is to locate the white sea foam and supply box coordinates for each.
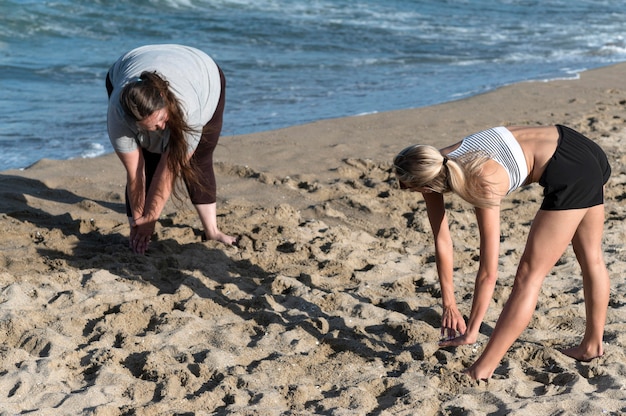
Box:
[80,143,107,160]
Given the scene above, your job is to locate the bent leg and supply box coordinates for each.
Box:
[467,208,589,380]
[186,67,236,246]
[561,204,608,360]
[188,136,237,246]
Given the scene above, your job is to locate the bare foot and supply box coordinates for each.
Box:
[203,231,240,246]
[439,332,477,347]
[559,345,604,362]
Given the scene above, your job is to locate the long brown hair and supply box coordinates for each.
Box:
[120,71,202,200]
[393,144,496,207]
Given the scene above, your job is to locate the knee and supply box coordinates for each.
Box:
[513,258,547,290]
[572,246,606,271]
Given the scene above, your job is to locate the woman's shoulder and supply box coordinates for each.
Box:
[440,140,464,156]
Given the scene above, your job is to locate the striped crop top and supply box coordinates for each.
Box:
[447,126,528,194]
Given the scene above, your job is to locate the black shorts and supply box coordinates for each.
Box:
[539,125,611,210]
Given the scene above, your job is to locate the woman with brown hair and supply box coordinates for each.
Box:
[394,125,611,380]
[106,44,237,254]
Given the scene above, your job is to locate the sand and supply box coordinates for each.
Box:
[1,63,626,415]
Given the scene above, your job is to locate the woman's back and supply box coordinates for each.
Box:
[506,125,559,184]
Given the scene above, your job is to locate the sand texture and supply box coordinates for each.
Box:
[1,63,626,415]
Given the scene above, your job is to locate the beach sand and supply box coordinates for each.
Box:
[1,63,626,415]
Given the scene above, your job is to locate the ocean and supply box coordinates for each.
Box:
[1,0,625,170]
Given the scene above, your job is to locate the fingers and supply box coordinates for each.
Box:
[132,240,148,254]
[130,233,151,254]
[129,216,155,254]
[448,327,458,340]
[134,238,149,254]
[441,326,453,339]
[439,338,461,347]
[440,327,462,343]
[440,316,466,340]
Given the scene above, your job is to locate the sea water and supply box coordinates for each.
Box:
[1,0,625,170]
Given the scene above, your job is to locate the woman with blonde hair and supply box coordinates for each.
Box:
[394,125,611,380]
[106,44,237,254]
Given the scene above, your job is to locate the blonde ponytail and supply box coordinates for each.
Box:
[394,144,496,207]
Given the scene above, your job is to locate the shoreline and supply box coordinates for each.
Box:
[5,61,624,174]
[1,62,626,414]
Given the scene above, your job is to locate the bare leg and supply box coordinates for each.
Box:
[194,202,238,246]
[466,208,589,380]
[561,204,608,361]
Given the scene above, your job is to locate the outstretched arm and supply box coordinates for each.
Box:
[115,149,147,252]
[422,192,467,341]
[115,148,175,254]
[116,149,146,221]
[440,204,501,346]
[132,150,175,253]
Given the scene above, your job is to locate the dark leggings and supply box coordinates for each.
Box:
[106,68,225,216]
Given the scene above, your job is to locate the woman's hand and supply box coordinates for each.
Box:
[130,216,156,254]
[439,305,467,344]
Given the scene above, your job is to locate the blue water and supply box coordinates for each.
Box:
[1,0,625,170]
